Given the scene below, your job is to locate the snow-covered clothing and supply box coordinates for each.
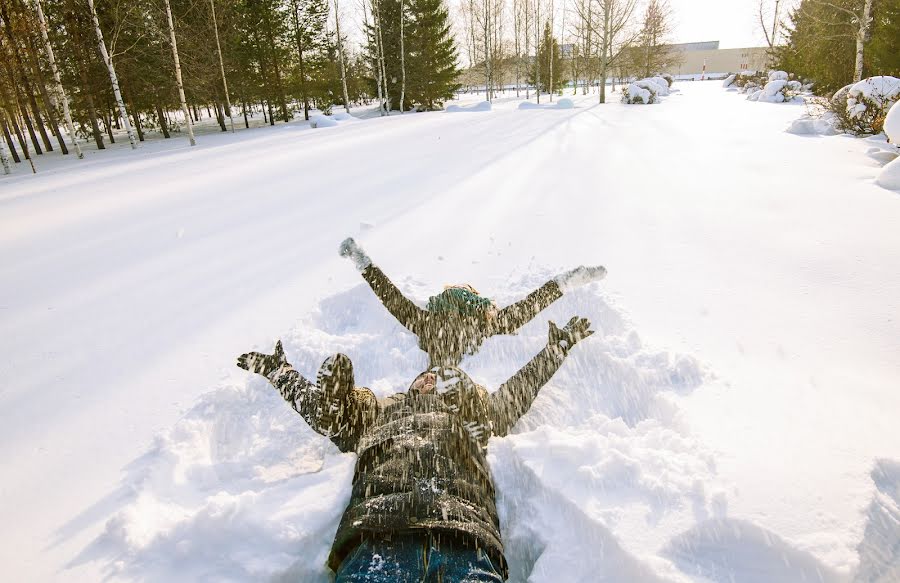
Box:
[340,237,605,368]
[237,318,592,580]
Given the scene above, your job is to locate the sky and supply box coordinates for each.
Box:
[668,0,775,48]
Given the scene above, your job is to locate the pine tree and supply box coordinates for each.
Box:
[530,21,565,94]
[405,0,459,110]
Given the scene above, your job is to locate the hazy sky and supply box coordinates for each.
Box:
[668,0,774,48]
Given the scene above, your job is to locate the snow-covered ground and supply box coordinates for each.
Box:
[1,81,898,582]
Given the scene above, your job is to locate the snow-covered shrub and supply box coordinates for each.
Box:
[647,76,671,96]
[845,76,900,135]
[622,80,661,104]
[660,73,674,87]
[821,77,900,136]
[724,71,768,93]
[747,77,803,103]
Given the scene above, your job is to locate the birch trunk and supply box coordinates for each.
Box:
[209,0,234,132]
[363,1,385,116]
[0,127,10,173]
[333,0,351,113]
[372,0,390,113]
[163,0,194,145]
[34,0,81,158]
[86,0,136,149]
[853,0,874,83]
[399,0,406,113]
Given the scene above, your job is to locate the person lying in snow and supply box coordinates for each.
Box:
[237,316,593,582]
[339,237,606,368]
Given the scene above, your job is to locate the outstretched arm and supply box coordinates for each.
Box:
[340,237,426,334]
[494,266,606,335]
[489,317,593,437]
[237,342,375,451]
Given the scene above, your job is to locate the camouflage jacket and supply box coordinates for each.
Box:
[269,343,572,579]
[361,265,564,368]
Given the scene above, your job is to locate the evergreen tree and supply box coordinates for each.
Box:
[406,0,459,109]
[529,22,565,94]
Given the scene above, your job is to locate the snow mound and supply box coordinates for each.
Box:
[768,70,789,82]
[854,459,900,582]
[877,157,900,191]
[884,102,900,143]
[665,518,843,583]
[722,74,737,88]
[309,113,357,128]
[518,99,576,110]
[446,101,492,113]
[787,113,839,136]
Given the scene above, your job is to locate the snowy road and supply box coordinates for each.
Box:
[1,81,898,581]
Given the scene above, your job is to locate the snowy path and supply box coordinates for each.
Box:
[1,82,898,582]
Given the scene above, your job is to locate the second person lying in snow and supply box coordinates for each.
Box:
[340,237,606,368]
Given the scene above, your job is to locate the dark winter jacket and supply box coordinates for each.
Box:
[361,264,564,367]
[268,343,574,579]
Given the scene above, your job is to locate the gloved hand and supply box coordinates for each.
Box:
[339,237,372,271]
[237,340,290,379]
[554,265,607,292]
[549,316,594,354]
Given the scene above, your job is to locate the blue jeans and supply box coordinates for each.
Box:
[335,533,505,582]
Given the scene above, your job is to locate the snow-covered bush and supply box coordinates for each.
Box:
[622,83,655,104]
[845,76,900,135]
[660,73,674,87]
[622,77,670,104]
[723,71,768,93]
[744,71,803,103]
[820,77,900,136]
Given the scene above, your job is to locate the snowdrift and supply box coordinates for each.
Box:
[309,112,358,128]
[517,98,575,110]
[446,101,492,113]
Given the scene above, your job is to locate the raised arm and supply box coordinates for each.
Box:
[489,317,593,437]
[494,266,606,335]
[237,341,376,452]
[340,237,426,334]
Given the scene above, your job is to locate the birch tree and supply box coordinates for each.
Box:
[333,0,350,113]
[209,0,234,131]
[163,0,194,145]
[85,0,137,149]
[33,0,82,158]
[0,126,11,173]
[399,0,406,112]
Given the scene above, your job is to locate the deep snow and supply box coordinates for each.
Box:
[1,81,898,582]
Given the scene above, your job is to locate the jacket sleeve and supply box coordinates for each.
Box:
[361,264,427,335]
[494,280,563,335]
[269,367,378,452]
[488,344,567,437]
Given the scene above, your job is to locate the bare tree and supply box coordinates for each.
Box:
[400,0,406,112]
[637,0,675,79]
[33,0,82,158]
[85,0,137,149]
[333,0,351,113]
[209,0,235,132]
[758,0,783,48]
[164,0,195,146]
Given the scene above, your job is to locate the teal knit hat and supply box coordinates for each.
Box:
[426,286,494,316]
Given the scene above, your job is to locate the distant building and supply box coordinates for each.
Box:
[671,41,769,77]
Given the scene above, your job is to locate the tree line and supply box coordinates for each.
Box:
[772,0,899,94]
[0,0,460,172]
[457,0,679,104]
